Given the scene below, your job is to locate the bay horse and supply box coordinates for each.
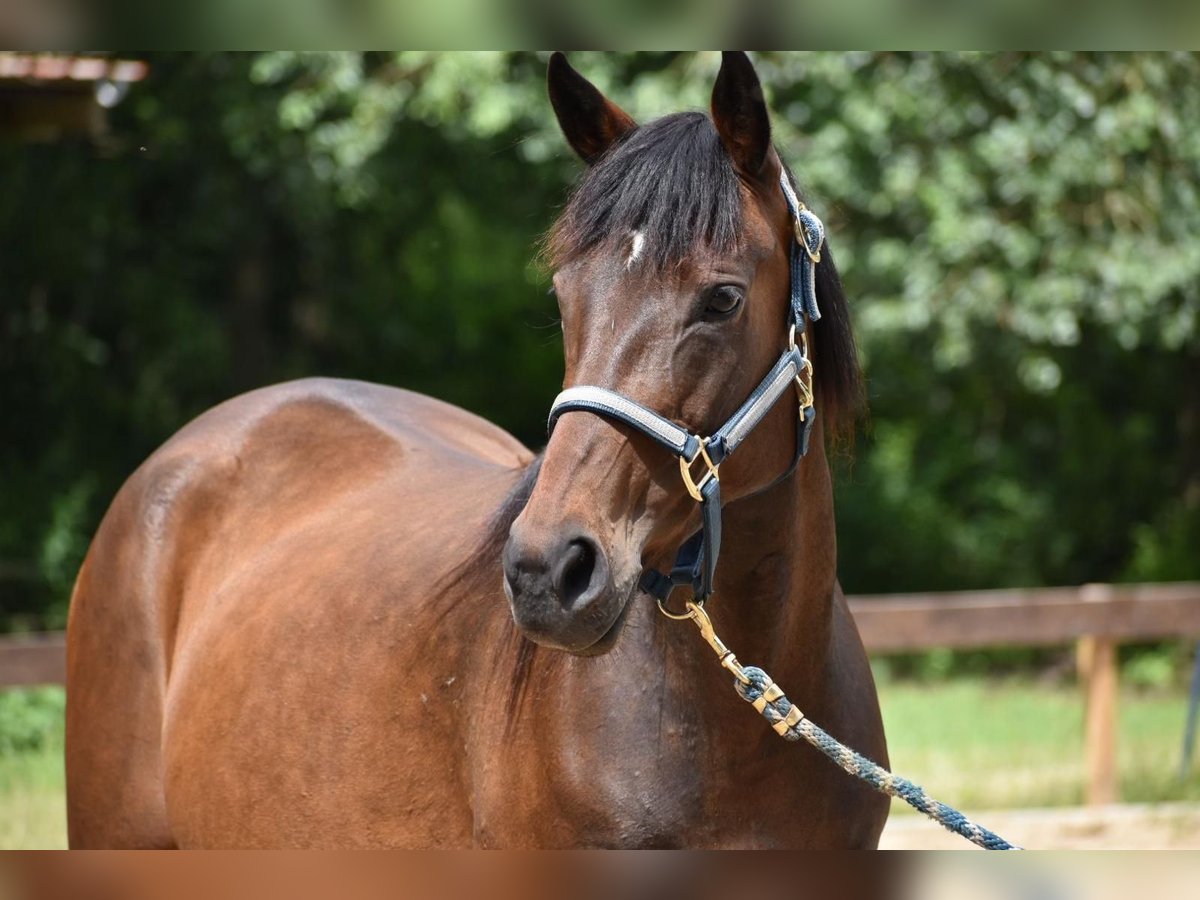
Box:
[66,51,888,848]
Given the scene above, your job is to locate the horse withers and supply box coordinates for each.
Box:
[65,51,888,848]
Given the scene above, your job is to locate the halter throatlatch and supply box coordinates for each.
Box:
[547,171,821,605]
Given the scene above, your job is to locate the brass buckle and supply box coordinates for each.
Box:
[679,438,719,502]
[794,357,814,411]
[794,207,822,264]
[789,326,814,411]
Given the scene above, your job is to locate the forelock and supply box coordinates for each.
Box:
[546,112,743,271]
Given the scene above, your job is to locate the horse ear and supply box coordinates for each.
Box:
[711,51,773,180]
[547,52,637,165]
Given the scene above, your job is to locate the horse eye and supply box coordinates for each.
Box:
[705,285,744,319]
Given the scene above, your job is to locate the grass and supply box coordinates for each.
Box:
[0,746,65,849]
[0,687,66,849]
[878,677,1200,816]
[2,679,1198,847]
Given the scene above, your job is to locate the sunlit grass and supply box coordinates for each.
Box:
[0,746,65,849]
[878,678,1200,815]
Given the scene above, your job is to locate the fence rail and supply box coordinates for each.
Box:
[847,582,1200,652]
[5,582,1200,806]
[0,631,65,687]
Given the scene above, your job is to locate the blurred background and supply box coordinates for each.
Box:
[1,51,1198,848]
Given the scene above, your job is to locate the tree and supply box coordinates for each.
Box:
[1,52,1196,630]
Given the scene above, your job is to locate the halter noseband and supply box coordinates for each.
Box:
[547,170,824,606]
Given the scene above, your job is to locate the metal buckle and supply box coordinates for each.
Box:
[794,207,822,264]
[794,358,814,411]
[679,438,719,502]
[788,326,814,411]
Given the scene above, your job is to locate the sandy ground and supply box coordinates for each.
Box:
[879,801,1200,849]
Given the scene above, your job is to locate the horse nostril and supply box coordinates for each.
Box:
[555,538,598,609]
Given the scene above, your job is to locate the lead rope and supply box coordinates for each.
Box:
[667,599,1021,850]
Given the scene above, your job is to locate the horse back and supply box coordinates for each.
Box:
[66,378,531,847]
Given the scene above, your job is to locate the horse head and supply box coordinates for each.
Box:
[503,51,856,654]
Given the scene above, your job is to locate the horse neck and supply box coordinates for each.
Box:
[708,434,839,684]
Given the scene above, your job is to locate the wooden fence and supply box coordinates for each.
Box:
[848,582,1200,806]
[0,631,65,687]
[3,582,1199,805]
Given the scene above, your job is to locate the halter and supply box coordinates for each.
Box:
[547,170,825,607]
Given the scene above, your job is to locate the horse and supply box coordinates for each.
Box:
[65,51,889,848]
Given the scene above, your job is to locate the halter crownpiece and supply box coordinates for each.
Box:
[547,170,823,604]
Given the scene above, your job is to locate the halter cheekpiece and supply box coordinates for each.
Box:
[547,170,824,606]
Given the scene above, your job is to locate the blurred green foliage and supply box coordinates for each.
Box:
[0,688,64,756]
[1,52,1197,632]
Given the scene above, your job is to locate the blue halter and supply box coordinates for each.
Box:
[548,170,824,605]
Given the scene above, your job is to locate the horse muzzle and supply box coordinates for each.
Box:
[502,522,630,654]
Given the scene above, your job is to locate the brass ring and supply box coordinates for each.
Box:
[788,324,809,357]
[656,595,698,621]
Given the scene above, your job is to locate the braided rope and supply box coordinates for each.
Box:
[735,665,1020,850]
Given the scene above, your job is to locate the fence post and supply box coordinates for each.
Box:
[1078,633,1118,806]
